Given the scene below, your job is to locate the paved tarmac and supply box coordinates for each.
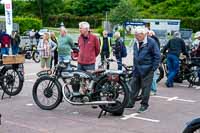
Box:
[0,53,200,133]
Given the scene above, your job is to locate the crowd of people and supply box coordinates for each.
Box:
[0,21,199,114]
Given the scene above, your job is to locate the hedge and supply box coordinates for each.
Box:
[46,13,103,28]
[180,17,200,32]
[14,17,42,34]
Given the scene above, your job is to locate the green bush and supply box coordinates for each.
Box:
[180,17,200,32]
[95,27,104,36]
[47,13,103,28]
[14,17,42,34]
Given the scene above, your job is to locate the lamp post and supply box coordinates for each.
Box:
[60,22,65,27]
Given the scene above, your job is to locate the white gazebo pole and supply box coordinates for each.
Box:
[3,0,13,35]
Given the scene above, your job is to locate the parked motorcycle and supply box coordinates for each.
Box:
[20,43,40,63]
[32,60,129,116]
[183,118,200,133]
[157,54,200,86]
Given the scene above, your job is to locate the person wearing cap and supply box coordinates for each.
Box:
[77,21,100,71]
[127,26,160,113]
[163,31,189,88]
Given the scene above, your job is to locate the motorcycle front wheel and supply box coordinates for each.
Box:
[32,76,63,110]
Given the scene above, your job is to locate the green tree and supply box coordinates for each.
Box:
[109,0,140,25]
[69,0,120,16]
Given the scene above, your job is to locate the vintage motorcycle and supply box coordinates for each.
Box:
[156,54,200,87]
[20,43,40,63]
[32,60,129,116]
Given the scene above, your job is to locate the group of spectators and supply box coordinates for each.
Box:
[0,30,21,55]
[1,21,198,114]
[36,21,200,113]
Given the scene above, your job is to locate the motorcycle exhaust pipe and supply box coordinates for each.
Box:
[65,100,116,106]
[62,88,116,105]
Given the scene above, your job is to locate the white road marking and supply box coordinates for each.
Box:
[121,113,160,123]
[178,84,200,90]
[152,95,196,103]
[167,96,178,101]
[176,99,196,103]
[195,86,200,90]
[25,73,36,76]
[26,103,33,106]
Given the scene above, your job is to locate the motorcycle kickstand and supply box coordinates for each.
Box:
[98,109,107,119]
[1,91,11,100]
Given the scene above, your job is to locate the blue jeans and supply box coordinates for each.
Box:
[58,55,71,71]
[12,45,19,55]
[151,70,158,92]
[117,57,122,70]
[166,54,179,86]
[1,48,9,55]
[78,64,95,71]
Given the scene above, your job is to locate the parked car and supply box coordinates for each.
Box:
[38,29,49,36]
[22,30,31,36]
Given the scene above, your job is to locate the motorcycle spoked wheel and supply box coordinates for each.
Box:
[32,76,63,110]
[33,51,40,63]
[183,124,200,133]
[187,65,200,86]
[2,68,23,96]
[95,77,129,116]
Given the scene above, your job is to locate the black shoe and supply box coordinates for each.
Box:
[165,82,173,88]
[125,104,135,108]
[91,105,98,109]
[137,105,148,113]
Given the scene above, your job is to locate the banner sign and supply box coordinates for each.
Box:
[4,0,13,35]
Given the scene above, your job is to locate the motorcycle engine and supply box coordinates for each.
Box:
[70,73,81,93]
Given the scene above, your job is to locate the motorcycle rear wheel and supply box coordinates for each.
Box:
[33,51,40,63]
[95,77,129,115]
[2,67,23,96]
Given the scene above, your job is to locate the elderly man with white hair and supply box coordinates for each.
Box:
[77,21,100,71]
[127,26,160,113]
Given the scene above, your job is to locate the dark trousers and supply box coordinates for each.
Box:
[100,51,110,69]
[129,70,154,107]
[12,45,19,55]
[117,57,122,70]
[50,50,58,68]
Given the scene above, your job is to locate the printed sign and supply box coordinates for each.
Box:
[4,0,13,35]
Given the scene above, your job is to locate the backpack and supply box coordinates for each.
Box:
[120,39,127,58]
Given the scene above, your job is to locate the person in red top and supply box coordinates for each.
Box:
[78,21,100,71]
[0,32,11,55]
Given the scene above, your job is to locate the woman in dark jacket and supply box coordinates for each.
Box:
[50,32,58,68]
